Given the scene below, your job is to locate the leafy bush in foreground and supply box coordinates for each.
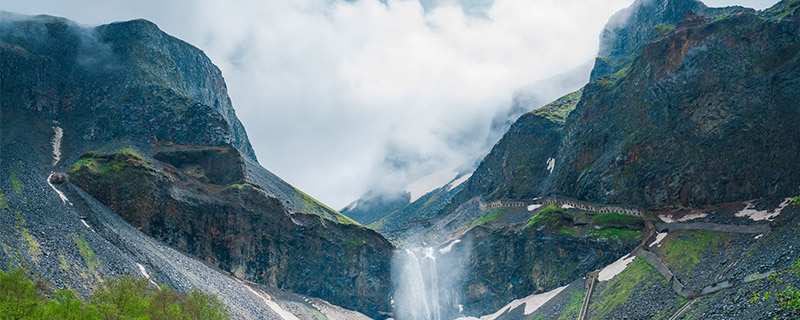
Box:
[0,268,229,319]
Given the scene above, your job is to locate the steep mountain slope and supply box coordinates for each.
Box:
[0,13,392,318]
[552,4,800,209]
[387,0,800,317]
[449,90,581,207]
[434,0,800,235]
[0,12,341,221]
[0,108,372,320]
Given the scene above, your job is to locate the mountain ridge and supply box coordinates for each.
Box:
[0,12,393,318]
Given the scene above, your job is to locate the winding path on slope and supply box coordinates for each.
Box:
[578,213,773,319]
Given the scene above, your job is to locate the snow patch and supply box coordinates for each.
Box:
[561,203,575,210]
[47,172,72,205]
[404,169,459,202]
[754,234,763,239]
[735,198,791,221]
[447,173,472,191]
[51,126,63,166]
[598,254,635,282]
[306,297,371,320]
[439,239,461,254]
[80,219,95,232]
[137,263,150,278]
[527,204,542,211]
[136,263,159,288]
[346,200,358,211]
[658,212,707,223]
[476,285,567,320]
[241,282,299,320]
[546,158,555,174]
[650,232,667,247]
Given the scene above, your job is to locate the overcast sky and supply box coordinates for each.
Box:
[2,0,780,208]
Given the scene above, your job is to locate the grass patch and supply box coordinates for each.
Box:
[531,89,582,123]
[595,61,632,87]
[14,212,41,260]
[658,231,731,274]
[10,172,21,195]
[525,204,565,229]
[366,218,386,230]
[68,147,154,176]
[591,258,655,318]
[557,289,585,320]
[72,234,102,277]
[592,213,642,228]
[470,208,506,227]
[0,187,8,211]
[558,227,580,237]
[59,255,70,272]
[654,24,676,35]
[524,204,644,244]
[292,187,359,225]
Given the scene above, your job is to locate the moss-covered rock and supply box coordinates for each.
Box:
[458,205,643,315]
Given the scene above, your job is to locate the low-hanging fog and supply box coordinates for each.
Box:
[2,0,780,208]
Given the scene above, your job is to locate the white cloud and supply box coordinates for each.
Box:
[2,0,779,208]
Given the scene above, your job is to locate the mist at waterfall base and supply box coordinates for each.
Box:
[391,240,471,320]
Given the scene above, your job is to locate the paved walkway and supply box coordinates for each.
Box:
[578,274,596,320]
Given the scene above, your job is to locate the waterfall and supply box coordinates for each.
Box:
[392,243,468,320]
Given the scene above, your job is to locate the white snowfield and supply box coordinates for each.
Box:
[527,204,542,211]
[735,198,792,221]
[47,172,72,205]
[546,158,555,174]
[448,173,473,191]
[345,200,359,211]
[658,212,707,223]
[650,232,668,248]
[598,254,635,282]
[239,280,300,320]
[456,285,567,320]
[47,126,73,205]
[404,169,459,202]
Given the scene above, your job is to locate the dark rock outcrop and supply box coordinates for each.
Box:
[153,145,246,185]
[553,6,800,209]
[0,13,255,160]
[68,147,394,317]
[460,223,638,315]
[442,0,800,216]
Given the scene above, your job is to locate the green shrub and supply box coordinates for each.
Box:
[0,268,42,319]
[0,268,231,319]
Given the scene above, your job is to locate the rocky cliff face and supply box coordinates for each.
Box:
[457,205,643,315]
[449,89,581,207]
[553,5,800,209]
[0,13,254,160]
[67,147,393,316]
[441,0,800,216]
[1,12,394,318]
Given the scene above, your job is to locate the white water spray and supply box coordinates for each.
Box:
[392,244,469,320]
[51,126,63,166]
